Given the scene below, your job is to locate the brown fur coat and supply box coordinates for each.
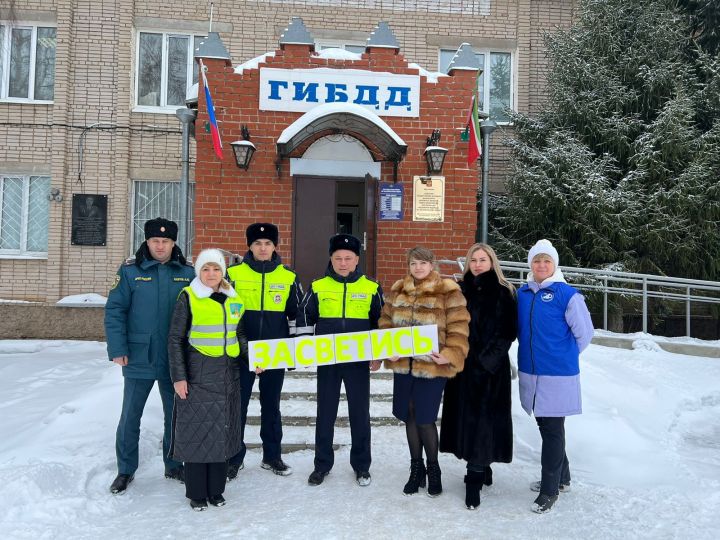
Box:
[379,271,470,379]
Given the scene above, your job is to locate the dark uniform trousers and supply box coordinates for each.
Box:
[314,361,371,474]
[536,416,571,496]
[184,462,228,500]
[231,363,286,464]
[116,376,180,475]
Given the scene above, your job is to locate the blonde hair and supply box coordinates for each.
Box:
[464,243,515,295]
[200,262,231,290]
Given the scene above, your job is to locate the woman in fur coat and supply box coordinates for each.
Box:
[376,246,470,497]
[440,243,517,510]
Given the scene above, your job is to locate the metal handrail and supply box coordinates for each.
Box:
[437,258,720,336]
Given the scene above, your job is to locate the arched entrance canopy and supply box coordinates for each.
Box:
[276,103,407,162]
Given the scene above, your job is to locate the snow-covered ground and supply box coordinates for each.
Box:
[1,339,719,539]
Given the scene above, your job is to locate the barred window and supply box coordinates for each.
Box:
[131,180,194,253]
[439,48,513,123]
[0,23,56,102]
[0,175,50,256]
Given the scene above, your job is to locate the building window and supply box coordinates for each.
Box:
[439,49,513,122]
[0,23,56,102]
[135,31,204,111]
[131,180,194,252]
[316,41,366,54]
[0,175,50,256]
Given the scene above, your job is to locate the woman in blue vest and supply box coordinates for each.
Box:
[517,239,593,514]
[167,249,247,511]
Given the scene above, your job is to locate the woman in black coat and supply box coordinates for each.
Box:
[440,243,517,510]
[168,249,248,511]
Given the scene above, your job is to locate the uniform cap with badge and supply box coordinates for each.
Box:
[329,234,361,256]
[246,222,279,246]
[144,217,178,241]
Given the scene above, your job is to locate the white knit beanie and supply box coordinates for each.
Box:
[194,248,227,277]
[527,239,559,268]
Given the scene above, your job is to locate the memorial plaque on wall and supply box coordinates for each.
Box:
[71,194,108,246]
[412,176,445,222]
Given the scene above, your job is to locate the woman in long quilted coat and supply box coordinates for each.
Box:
[377,246,470,498]
[440,243,517,510]
[168,249,247,511]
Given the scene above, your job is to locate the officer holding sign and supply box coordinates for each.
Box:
[226,223,303,480]
[296,234,384,487]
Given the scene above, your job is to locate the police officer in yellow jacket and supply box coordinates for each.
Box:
[226,223,303,480]
[296,234,384,487]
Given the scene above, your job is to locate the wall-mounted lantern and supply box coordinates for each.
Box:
[230,125,256,170]
[423,129,448,174]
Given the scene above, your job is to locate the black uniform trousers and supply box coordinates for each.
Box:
[536,416,571,496]
[229,366,285,465]
[314,361,371,474]
[184,462,228,500]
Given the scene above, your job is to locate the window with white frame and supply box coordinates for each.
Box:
[439,49,513,122]
[0,175,50,256]
[0,23,56,101]
[131,180,194,253]
[135,31,204,110]
[316,41,366,54]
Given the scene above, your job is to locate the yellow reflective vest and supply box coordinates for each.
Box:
[228,262,296,313]
[184,286,245,357]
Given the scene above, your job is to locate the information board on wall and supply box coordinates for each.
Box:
[412,176,445,222]
[379,182,404,221]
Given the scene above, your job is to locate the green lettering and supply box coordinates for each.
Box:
[393,327,413,356]
[370,330,393,359]
[295,337,316,367]
[271,340,296,369]
[412,327,434,355]
[250,342,271,369]
[316,337,335,365]
[334,334,352,363]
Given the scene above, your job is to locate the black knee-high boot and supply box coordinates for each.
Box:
[464,470,484,509]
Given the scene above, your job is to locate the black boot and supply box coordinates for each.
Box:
[403,459,426,495]
[483,465,493,486]
[426,461,442,497]
[464,470,484,510]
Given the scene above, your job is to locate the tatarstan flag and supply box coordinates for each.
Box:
[467,73,482,166]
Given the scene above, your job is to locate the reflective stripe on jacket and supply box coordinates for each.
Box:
[185,286,245,357]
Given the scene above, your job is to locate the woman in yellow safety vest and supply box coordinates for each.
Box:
[167,248,248,511]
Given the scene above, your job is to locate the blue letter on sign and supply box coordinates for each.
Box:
[326,83,349,103]
[386,87,412,111]
[268,80,288,100]
[293,82,319,103]
[354,85,380,109]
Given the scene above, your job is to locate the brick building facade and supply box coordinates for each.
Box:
[0,1,576,305]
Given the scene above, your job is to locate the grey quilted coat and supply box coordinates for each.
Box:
[167,290,247,463]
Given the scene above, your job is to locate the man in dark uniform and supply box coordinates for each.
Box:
[296,234,383,487]
[105,218,195,494]
[226,223,303,479]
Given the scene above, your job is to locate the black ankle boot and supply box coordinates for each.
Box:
[464,470,484,509]
[426,461,442,497]
[403,458,426,495]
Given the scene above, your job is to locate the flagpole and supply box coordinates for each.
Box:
[480,120,497,244]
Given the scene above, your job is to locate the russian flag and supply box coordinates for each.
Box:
[200,60,223,160]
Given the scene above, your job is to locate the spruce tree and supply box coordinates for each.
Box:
[493,0,720,280]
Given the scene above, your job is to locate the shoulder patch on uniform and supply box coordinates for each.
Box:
[110,274,121,290]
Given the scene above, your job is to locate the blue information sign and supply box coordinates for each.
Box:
[379,182,404,221]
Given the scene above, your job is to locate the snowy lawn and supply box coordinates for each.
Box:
[0,340,718,539]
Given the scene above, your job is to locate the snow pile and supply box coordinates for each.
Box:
[408,63,447,84]
[316,48,361,60]
[0,340,719,538]
[56,293,107,307]
[234,52,276,75]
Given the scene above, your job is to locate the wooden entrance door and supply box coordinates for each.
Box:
[293,175,377,290]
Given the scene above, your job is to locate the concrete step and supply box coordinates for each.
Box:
[251,391,393,402]
[242,424,408,451]
[284,369,394,380]
[245,415,405,427]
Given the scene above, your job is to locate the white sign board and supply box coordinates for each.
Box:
[259,67,421,117]
[248,325,440,370]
